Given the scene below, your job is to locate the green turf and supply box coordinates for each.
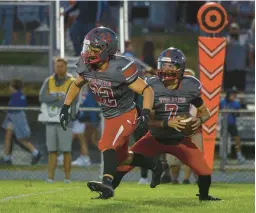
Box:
[0,181,254,213]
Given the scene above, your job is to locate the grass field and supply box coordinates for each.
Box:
[0,181,254,213]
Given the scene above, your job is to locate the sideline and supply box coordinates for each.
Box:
[0,186,81,202]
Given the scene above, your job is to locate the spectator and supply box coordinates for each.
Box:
[123,40,135,58]
[229,1,254,30]
[13,5,40,45]
[220,88,246,164]
[64,1,107,56]
[0,80,41,165]
[141,40,157,69]
[104,1,119,32]
[39,57,77,183]
[246,19,255,67]
[71,85,100,167]
[0,4,14,45]
[224,22,248,92]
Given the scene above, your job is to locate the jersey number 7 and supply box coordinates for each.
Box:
[165,104,178,120]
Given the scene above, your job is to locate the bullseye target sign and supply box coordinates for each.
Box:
[197,2,227,171]
[197,2,228,34]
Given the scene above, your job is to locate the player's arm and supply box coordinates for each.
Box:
[60,75,87,131]
[191,97,210,131]
[147,111,186,132]
[64,75,88,106]
[128,77,154,111]
[147,110,163,128]
[122,60,154,129]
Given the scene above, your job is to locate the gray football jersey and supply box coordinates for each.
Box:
[146,75,202,143]
[76,55,138,118]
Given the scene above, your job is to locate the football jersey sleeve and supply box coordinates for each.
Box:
[186,76,202,99]
[75,56,90,77]
[121,60,139,84]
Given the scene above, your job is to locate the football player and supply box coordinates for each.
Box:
[59,27,167,199]
[113,47,221,201]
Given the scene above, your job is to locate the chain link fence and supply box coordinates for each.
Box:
[0,107,254,183]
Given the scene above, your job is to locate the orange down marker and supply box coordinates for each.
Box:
[197,2,228,171]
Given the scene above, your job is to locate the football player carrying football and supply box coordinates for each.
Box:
[59,27,167,199]
[113,47,221,201]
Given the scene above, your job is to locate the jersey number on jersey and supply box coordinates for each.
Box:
[90,84,117,107]
[165,104,178,119]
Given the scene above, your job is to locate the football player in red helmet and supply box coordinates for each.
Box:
[59,27,167,199]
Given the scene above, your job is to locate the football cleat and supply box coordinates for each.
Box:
[160,174,172,184]
[87,181,114,200]
[150,160,169,188]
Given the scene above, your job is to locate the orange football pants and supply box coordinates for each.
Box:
[98,108,138,164]
[118,131,211,176]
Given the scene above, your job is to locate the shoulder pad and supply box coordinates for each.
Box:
[183,76,202,90]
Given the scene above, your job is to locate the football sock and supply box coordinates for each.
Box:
[130,153,155,170]
[141,168,148,178]
[102,149,118,187]
[112,171,128,189]
[198,175,211,197]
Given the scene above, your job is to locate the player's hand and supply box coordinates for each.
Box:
[191,117,202,131]
[168,116,187,132]
[59,105,70,131]
[137,108,150,131]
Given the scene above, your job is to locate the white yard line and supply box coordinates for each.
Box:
[0,186,81,202]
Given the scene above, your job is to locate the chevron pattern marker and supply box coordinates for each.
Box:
[199,36,226,170]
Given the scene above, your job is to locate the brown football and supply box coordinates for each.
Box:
[179,115,196,137]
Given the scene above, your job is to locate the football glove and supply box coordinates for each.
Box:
[60,104,70,131]
[137,108,151,131]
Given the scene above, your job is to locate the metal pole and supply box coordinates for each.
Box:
[48,1,54,76]
[220,111,228,171]
[124,0,129,40]
[119,3,124,54]
[60,7,65,58]
[55,0,60,51]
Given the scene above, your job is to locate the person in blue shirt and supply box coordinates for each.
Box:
[64,1,108,56]
[123,40,136,58]
[1,80,41,165]
[220,88,246,164]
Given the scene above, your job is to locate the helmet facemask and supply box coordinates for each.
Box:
[81,39,109,68]
[157,61,182,80]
